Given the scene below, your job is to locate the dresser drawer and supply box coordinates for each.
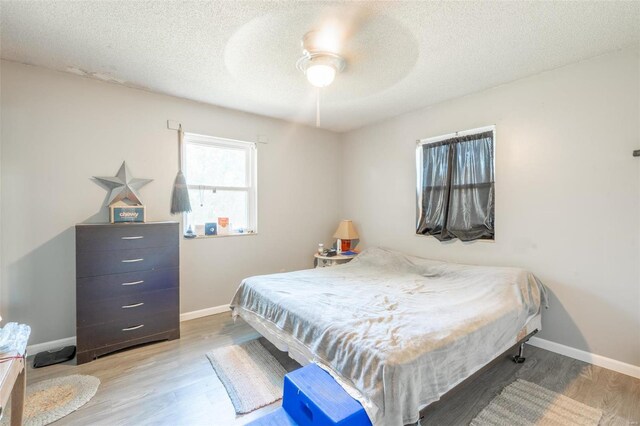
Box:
[77,287,179,327]
[76,245,178,278]
[77,268,178,302]
[76,223,178,252]
[77,309,179,350]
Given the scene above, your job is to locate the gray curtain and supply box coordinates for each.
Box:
[417,131,494,241]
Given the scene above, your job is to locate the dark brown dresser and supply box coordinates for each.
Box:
[75,222,180,364]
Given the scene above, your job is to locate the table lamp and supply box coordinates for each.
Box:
[333,220,359,253]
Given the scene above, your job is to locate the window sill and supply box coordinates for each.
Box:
[183,232,258,240]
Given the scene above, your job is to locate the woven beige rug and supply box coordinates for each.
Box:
[1,374,99,426]
[471,379,602,426]
[206,339,287,414]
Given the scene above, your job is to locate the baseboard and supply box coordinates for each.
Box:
[27,336,76,355]
[25,305,230,355]
[528,336,640,379]
[179,304,231,322]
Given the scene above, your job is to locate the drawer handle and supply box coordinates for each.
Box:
[122,258,144,263]
[122,325,144,331]
[121,280,144,286]
[122,302,144,309]
[122,236,144,240]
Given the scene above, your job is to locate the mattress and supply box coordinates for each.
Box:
[230,247,547,425]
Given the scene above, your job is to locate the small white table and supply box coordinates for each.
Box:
[314,253,357,268]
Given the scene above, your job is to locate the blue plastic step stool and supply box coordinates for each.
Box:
[246,408,297,425]
[247,363,371,426]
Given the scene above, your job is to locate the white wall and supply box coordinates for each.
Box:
[2,48,639,369]
[0,61,341,345]
[340,48,640,367]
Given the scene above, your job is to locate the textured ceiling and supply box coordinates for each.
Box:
[1,1,639,132]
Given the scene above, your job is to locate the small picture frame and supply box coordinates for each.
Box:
[218,217,229,235]
[205,222,217,236]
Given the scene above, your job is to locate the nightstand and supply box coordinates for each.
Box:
[314,253,356,268]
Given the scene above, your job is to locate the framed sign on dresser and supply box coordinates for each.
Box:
[75,221,180,364]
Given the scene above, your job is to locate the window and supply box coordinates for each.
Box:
[183,133,257,235]
[416,126,495,241]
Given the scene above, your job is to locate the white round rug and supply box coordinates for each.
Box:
[1,374,100,426]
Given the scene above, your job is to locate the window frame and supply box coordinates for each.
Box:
[415,125,496,241]
[182,132,258,236]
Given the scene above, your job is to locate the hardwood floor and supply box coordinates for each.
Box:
[25,313,640,426]
[419,344,640,425]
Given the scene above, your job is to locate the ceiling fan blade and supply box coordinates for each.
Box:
[311,3,378,56]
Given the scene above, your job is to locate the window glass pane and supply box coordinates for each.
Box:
[446,133,494,239]
[185,143,247,187]
[417,144,450,238]
[451,136,494,186]
[447,185,494,235]
[187,189,249,230]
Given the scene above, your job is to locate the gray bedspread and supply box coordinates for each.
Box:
[230,247,547,425]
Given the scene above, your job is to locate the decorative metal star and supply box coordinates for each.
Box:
[94,161,153,206]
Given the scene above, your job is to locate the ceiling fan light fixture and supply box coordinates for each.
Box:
[297,30,346,89]
[297,53,345,88]
[306,63,336,88]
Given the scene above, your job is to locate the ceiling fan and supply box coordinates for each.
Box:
[294,4,377,126]
[296,24,349,127]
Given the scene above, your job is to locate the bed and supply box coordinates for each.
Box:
[230,247,547,426]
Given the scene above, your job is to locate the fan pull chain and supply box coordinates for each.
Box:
[316,88,321,127]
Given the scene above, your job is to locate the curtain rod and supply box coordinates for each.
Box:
[166,120,267,144]
[416,125,495,145]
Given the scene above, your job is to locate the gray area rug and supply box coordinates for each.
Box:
[206,339,288,414]
[471,379,603,426]
[1,374,100,426]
